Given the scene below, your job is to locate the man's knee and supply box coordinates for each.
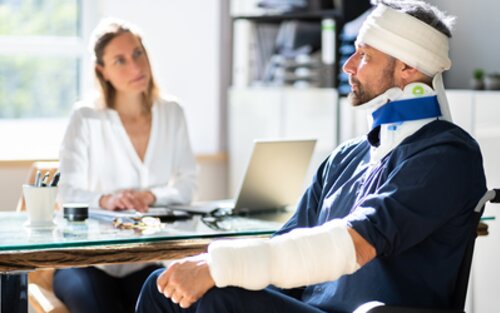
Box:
[136,268,167,313]
[197,287,246,313]
[141,268,163,295]
[139,268,165,298]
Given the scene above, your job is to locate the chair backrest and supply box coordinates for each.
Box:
[451,189,500,310]
[17,161,59,212]
[451,212,481,310]
[357,190,500,313]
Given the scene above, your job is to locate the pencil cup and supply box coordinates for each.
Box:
[23,184,57,228]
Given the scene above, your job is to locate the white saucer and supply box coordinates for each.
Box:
[23,220,57,229]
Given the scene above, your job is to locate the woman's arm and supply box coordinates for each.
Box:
[149,104,197,206]
[58,108,103,208]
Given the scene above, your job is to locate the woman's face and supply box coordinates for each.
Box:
[97,32,151,96]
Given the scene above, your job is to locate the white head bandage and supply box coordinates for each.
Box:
[357,4,453,121]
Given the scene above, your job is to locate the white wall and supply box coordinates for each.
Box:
[0,165,29,211]
[96,0,225,154]
[428,0,500,89]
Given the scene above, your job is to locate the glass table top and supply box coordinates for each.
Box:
[0,211,291,251]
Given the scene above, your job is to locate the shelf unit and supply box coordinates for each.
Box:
[231,0,371,88]
[227,1,371,196]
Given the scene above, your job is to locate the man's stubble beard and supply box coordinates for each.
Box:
[348,59,396,107]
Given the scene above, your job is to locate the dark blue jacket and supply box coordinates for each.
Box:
[276,120,487,312]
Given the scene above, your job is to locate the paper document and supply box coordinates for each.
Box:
[90,207,191,222]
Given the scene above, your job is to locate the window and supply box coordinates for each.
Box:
[0,0,93,160]
[0,55,79,118]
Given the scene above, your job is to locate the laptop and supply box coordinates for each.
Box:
[172,139,317,215]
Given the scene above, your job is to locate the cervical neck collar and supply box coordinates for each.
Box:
[371,94,441,129]
[357,83,442,163]
[356,82,439,128]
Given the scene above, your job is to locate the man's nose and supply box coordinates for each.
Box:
[342,54,357,75]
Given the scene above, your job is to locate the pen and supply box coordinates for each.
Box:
[50,172,61,187]
[41,171,50,187]
[34,170,42,187]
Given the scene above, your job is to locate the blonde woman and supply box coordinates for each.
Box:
[54,18,197,313]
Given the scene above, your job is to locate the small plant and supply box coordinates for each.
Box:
[470,68,485,90]
[473,68,485,80]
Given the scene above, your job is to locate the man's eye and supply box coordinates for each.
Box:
[359,52,369,61]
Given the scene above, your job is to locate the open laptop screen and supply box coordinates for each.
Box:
[170,139,316,215]
[233,139,316,214]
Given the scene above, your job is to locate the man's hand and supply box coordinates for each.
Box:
[99,190,155,212]
[157,254,215,309]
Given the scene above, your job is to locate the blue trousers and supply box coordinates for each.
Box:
[135,269,327,313]
[53,264,162,313]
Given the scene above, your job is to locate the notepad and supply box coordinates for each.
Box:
[90,207,191,222]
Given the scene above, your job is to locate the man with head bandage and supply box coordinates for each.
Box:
[135,1,487,312]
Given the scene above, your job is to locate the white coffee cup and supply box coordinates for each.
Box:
[23,184,57,228]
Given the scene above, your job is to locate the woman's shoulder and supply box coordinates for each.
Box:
[71,98,109,119]
[154,95,185,114]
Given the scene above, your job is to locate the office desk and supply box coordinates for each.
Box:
[0,211,290,313]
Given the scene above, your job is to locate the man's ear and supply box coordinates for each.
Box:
[400,63,419,80]
[396,61,423,85]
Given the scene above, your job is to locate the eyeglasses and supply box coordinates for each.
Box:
[200,208,234,231]
[200,208,277,232]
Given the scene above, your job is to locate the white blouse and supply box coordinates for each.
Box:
[58,96,197,277]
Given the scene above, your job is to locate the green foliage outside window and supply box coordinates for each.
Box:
[0,0,80,118]
[0,56,78,118]
[0,0,79,36]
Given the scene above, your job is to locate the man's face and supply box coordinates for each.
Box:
[343,43,397,106]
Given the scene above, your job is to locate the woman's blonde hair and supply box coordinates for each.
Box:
[90,18,159,111]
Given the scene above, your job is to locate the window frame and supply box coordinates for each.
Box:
[0,0,99,161]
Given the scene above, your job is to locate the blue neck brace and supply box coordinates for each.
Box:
[371,95,442,129]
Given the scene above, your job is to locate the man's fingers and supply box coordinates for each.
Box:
[170,290,183,304]
[156,269,171,293]
[155,257,212,309]
[162,286,175,298]
[179,296,195,309]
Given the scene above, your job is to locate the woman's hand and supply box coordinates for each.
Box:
[99,190,155,212]
[156,254,215,309]
[127,190,156,212]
